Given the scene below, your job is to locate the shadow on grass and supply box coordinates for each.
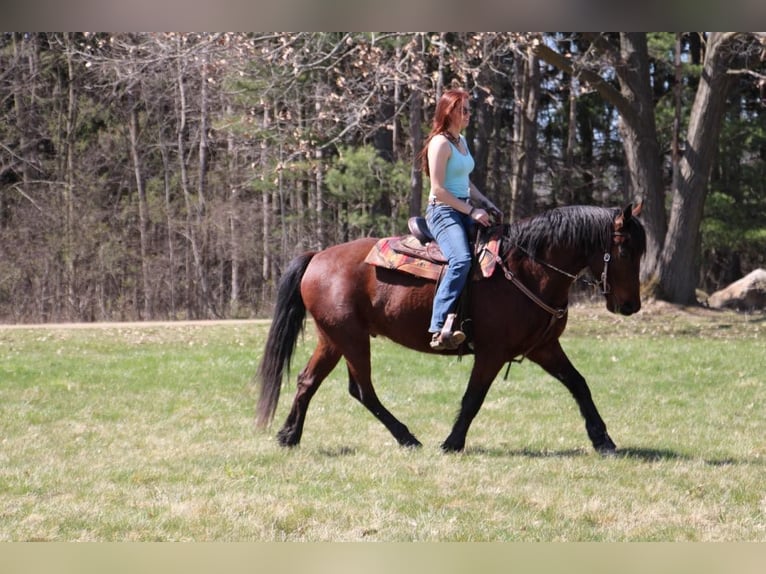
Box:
[616,446,762,467]
[312,443,762,467]
[316,446,358,457]
[462,444,762,467]
[464,446,587,458]
[615,446,690,462]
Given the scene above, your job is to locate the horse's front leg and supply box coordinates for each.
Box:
[442,357,504,452]
[529,340,616,455]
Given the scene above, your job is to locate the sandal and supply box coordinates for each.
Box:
[429,330,466,351]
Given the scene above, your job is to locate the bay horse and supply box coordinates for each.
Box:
[256,203,645,454]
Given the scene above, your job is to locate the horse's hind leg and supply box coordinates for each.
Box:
[276,339,341,447]
[344,342,422,448]
[529,340,616,455]
[347,370,422,448]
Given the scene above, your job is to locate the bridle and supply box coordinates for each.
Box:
[490,225,628,320]
[489,215,635,372]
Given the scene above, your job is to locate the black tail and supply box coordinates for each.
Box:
[255,251,316,428]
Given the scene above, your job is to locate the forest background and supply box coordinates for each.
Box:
[1,32,764,323]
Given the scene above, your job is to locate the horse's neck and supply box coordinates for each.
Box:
[515,245,588,304]
[545,246,591,276]
[513,243,588,279]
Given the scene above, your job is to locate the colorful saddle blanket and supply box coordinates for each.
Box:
[364,226,503,282]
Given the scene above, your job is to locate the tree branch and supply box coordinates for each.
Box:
[531,38,636,124]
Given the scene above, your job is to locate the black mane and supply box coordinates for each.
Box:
[504,205,645,257]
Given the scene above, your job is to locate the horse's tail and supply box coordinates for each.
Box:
[255,251,316,429]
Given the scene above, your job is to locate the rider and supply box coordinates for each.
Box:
[419,88,502,351]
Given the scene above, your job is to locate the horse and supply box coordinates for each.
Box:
[255,203,645,454]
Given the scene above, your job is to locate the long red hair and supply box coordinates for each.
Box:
[418,88,470,176]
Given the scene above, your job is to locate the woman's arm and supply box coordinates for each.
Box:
[468,181,503,219]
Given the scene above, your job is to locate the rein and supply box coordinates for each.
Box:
[491,253,568,319]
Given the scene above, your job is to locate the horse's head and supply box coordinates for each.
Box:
[588,202,646,316]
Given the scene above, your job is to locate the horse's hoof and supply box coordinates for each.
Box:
[401,438,422,448]
[276,429,300,448]
[595,436,617,456]
[440,439,465,453]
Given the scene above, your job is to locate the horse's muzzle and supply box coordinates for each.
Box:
[614,300,640,316]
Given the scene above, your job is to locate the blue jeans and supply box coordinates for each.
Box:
[426,203,474,333]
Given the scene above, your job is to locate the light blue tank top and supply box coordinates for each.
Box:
[442,136,474,199]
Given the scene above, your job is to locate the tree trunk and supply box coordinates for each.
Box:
[614,33,667,283]
[128,105,152,319]
[11,34,31,199]
[225,103,240,315]
[176,51,201,319]
[470,49,495,195]
[564,71,577,203]
[408,34,425,218]
[657,33,738,303]
[159,135,176,318]
[197,52,216,318]
[63,34,78,320]
[435,33,447,100]
[313,86,325,249]
[671,33,683,193]
[510,46,539,220]
[409,88,424,217]
[534,34,666,280]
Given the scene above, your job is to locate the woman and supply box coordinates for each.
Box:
[420,88,502,351]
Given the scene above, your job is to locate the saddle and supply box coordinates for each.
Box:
[364,217,503,282]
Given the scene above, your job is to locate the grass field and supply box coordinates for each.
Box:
[1,303,764,541]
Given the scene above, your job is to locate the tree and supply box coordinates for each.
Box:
[509,43,540,220]
[657,33,742,302]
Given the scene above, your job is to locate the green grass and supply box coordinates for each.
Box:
[0,305,764,541]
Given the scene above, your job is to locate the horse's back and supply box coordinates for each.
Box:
[300,237,435,346]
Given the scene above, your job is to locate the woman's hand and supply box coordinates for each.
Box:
[470,207,491,227]
[481,200,503,221]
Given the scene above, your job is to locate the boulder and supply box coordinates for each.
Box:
[708,268,766,310]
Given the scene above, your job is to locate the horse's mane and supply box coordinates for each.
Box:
[504,205,645,257]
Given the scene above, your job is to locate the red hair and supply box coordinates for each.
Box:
[418,88,470,175]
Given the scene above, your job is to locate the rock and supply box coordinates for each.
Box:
[708,268,766,310]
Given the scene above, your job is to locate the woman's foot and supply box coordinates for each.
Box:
[429,330,466,351]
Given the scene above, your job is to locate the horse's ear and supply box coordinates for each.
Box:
[630,201,643,218]
[615,207,626,230]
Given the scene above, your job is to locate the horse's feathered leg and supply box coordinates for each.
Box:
[528,340,617,455]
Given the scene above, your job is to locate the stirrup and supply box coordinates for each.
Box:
[429,330,466,351]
